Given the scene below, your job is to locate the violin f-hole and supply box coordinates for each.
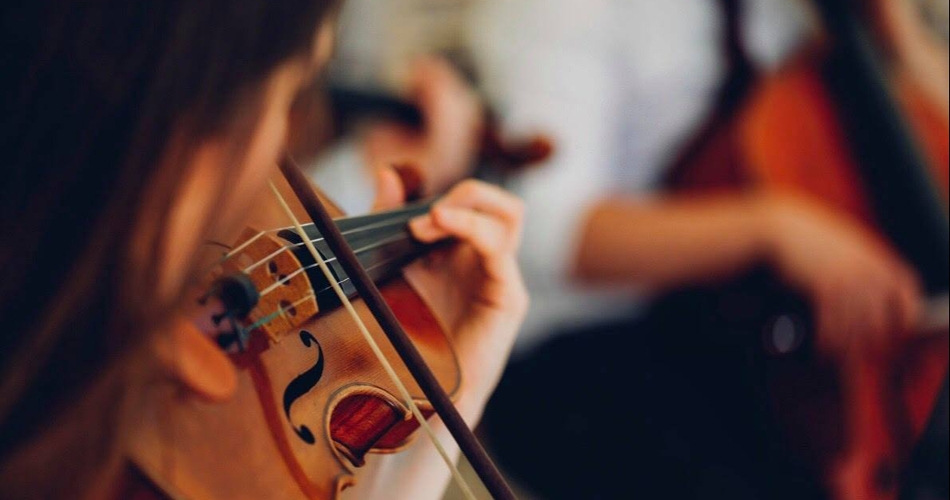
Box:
[282,330,324,445]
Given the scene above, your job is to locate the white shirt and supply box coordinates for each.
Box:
[467,0,809,351]
[309,0,809,352]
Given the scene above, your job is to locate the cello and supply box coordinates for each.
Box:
[664,0,948,498]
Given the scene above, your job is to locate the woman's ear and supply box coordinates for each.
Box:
[153,316,238,402]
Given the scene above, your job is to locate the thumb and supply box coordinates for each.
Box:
[371,164,407,212]
[365,123,423,154]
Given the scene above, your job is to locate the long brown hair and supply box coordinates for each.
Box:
[0,0,336,480]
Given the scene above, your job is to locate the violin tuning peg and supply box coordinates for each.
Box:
[193,273,259,352]
[214,316,251,352]
[215,331,240,350]
[209,273,260,320]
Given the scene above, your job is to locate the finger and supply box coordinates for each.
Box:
[812,284,835,352]
[371,164,406,212]
[892,267,923,336]
[858,283,890,352]
[438,180,525,229]
[816,283,846,355]
[814,283,833,353]
[838,278,871,354]
[429,205,514,258]
[408,57,447,90]
[409,207,516,285]
[390,163,425,202]
[410,56,466,111]
[408,213,445,243]
[365,124,421,156]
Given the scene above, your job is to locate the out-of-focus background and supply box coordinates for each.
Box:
[303,0,950,499]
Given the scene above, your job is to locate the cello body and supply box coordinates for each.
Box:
[744,50,947,500]
[668,34,948,499]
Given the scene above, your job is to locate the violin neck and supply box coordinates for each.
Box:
[278,200,440,311]
[328,86,424,133]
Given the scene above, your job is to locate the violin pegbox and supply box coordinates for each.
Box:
[214,227,320,343]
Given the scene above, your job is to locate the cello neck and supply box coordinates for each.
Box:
[815,0,950,293]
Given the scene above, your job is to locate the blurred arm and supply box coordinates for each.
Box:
[574,193,770,290]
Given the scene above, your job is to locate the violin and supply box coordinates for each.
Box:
[285,81,553,188]
[127,161,516,499]
[326,86,553,173]
[664,0,948,498]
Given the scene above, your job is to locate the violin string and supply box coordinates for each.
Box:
[223,230,268,262]
[219,225,419,334]
[220,204,421,263]
[260,202,430,235]
[249,250,411,332]
[256,232,410,298]
[306,252,406,299]
[217,211,418,275]
[202,209,418,280]
[245,215,417,274]
[267,182,478,500]
[244,291,317,332]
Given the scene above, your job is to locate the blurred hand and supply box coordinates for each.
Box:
[873,0,949,115]
[762,193,922,355]
[364,57,484,196]
[372,169,527,415]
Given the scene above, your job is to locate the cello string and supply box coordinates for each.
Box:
[268,182,478,500]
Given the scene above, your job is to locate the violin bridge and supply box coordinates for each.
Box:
[218,227,320,342]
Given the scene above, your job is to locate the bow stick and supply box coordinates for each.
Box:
[278,157,517,500]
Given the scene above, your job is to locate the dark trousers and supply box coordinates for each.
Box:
[481,309,826,500]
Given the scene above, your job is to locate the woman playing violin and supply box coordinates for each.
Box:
[0,1,527,499]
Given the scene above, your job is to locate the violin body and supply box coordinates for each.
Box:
[130,175,460,499]
[325,86,554,173]
[667,42,948,500]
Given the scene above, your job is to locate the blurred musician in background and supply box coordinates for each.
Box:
[258,0,945,497]
[466,0,948,498]
[303,56,484,213]
[293,0,485,214]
